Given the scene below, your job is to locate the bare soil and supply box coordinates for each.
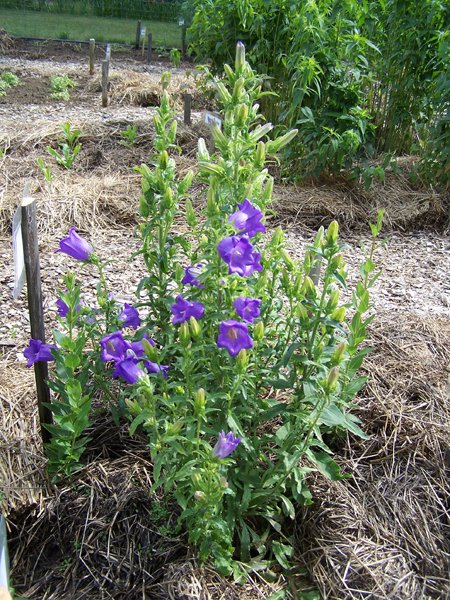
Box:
[0,36,449,600]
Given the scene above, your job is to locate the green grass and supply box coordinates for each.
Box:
[0,9,181,47]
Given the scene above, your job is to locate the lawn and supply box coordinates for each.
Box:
[0,8,181,47]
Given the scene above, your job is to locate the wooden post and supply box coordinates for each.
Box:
[21,196,52,444]
[89,38,95,75]
[181,25,187,60]
[183,93,192,125]
[101,59,109,107]
[147,32,152,63]
[135,20,141,49]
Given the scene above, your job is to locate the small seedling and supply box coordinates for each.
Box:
[37,158,54,182]
[120,124,138,147]
[0,71,20,96]
[50,75,76,101]
[170,48,181,68]
[46,122,82,169]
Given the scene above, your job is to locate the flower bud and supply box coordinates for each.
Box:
[189,316,201,339]
[332,341,347,364]
[326,220,339,244]
[153,113,164,135]
[327,288,340,311]
[254,141,266,168]
[198,161,224,176]
[197,137,210,161]
[272,226,284,246]
[211,125,227,149]
[185,198,197,227]
[179,170,194,194]
[194,490,206,501]
[302,275,316,296]
[314,226,325,248]
[216,81,232,104]
[235,41,246,73]
[249,123,274,143]
[296,303,308,320]
[175,386,185,395]
[235,103,248,127]
[255,270,269,292]
[236,349,249,371]
[161,186,173,209]
[142,337,158,362]
[180,321,190,346]
[331,306,346,322]
[167,119,177,144]
[224,63,234,80]
[330,254,344,271]
[125,398,141,417]
[232,77,245,103]
[281,249,294,270]
[266,129,298,153]
[192,473,201,486]
[167,420,183,435]
[158,150,169,170]
[253,321,265,341]
[194,388,206,415]
[207,187,219,216]
[139,195,150,217]
[326,366,340,391]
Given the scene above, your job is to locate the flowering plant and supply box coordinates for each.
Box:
[23,44,383,576]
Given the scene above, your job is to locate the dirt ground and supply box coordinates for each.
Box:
[0,34,449,600]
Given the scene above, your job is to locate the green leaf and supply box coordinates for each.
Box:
[129,409,151,435]
[272,540,293,570]
[319,404,369,439]
[305,449,346,480]
[281,495,295,519]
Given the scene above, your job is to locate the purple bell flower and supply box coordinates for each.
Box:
[228,199,266,238]
[56,298,82,318]
[217,235,263,277]
[213,431,241,459]
[55,227,93,261]
[233,297,262,323]
[171,295,205,324]
[181,264,204,288]
[23,339,57,367]
[144,360,169,377]
[113,358,146,384]
[217,320,253,357]
[128,334,155,359]
[99,331,129,363]
[118,303,141,329]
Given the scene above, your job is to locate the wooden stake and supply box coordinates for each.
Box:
[147,32,152,63]
[183,93,192,125]
[135,20,141,49]
[21,195,52,444]
[89,38,95,75]
[181,25,187,60]
[101,59,109,107]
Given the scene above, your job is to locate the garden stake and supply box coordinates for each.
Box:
[147,33,152,63]
[89,38,95,75]
[21,194,52,444]
[184,93,192,125]
[135,20,141,49]
[101,59,108,107]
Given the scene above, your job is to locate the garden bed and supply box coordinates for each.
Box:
[0,38,449,599]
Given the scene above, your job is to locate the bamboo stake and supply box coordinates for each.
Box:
[89,38,95,75]
[101,59,109,107]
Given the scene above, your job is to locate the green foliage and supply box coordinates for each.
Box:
[0,71,20,96]
[46,122,82,170]
[50,75,76,101]
[188,0,449,185]
[36,158,54,182]
[170,48,181,68]
[120,124,138,147]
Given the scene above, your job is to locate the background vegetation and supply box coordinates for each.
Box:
[187,0,450,186]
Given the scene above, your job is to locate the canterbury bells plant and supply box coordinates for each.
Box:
[23,44,383,577]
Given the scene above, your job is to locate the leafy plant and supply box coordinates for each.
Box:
[170,48,181,67]
[0,71,20,96]
[46,122,82,169]
[50,74,77,101]
[119,124,138,147]
[23,45,383,577]
[36,158,54,182]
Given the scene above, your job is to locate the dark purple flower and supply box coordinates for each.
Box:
[233,297,262,323]
[181,263,204,288]
[217,236,263,277]
[100,331,129,363]
[171,295,205,324]
[144,360,169,377]
[56,298,81,318]
[23,339,57,367]
[113,358,146,384]
[118,303,141,329]
[229,199,266,238]
[213,431,241,459]
[217,320,253,357]
[55,227,93,261]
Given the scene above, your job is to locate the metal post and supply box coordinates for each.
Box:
[184,93,192,125]
[147,32,152,63]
